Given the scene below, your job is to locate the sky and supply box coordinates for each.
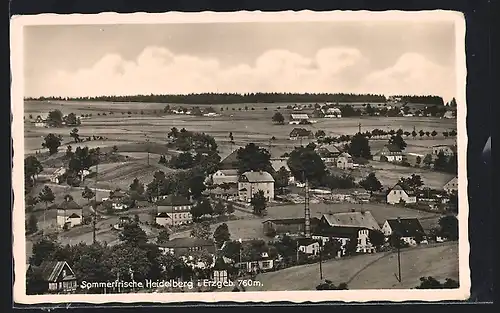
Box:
[24,21,457,101]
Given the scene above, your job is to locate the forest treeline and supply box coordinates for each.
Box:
[26,93,445,106]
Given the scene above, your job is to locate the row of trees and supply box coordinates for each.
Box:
[167,127,218,153]
[28,93,388,104]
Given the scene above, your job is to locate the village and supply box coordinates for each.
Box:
[23,94,460,294]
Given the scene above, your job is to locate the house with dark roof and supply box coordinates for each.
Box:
[373,144,404,162]
[230,239,276,273]
[28,261,77,293]
[157,237,215,256]
[336,152,354,169]
[238,170,275,202]
[315,144,341,164]
[289,128,313,140]
[381,218,426,246]
[56,196,83,228]
[108,189,128,210]
[443,176,458,194]
[219,149,240,170]
[156,195,193,226]
[386,184,417,204]
[262,217,320,236]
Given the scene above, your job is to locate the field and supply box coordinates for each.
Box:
[246,242,458,291]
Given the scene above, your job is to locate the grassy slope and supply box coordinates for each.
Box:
[246,242,458,291]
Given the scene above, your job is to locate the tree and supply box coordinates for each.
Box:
[38,185,55,226]
[423,154,433,168]
[419,130,425,138]
[27,214,38,234]
[42,133,62,155]
[359,173,383,194]
[425,131,431,138]
[47,109,64,127]
[438,215,458,240]
[190,221,211,240]
[272,112,285,125]
[287,146,327,185]
[415,276,459,289]
[169,152,194,169]
[226,203,235,215]
[415,156,422,166]
[213,200,227,216]
[65,112,80,126]
[348,133,372,159]
[316,280,349,290]
[105,244,152,283]
[228,132,234,142]
[411,130,418,139]
[236,143,273,174]
[24,155,43,184]
[81,186,95,206]
[315,130,326,139]
[399,174,424,190]
[119,222,148,246]
[69,146,97,181]
[188,174,206,200]
[433,152,448,171]
[129,178,145,195]
[250,190,267,216]
[388,134,407,151]
[157,228,170,244]
[213,223,231,247]
[29,236,59,266]
[368,230,385,250]
[274,166,290,193]
[25,194,39,212]
[70,128,80,143]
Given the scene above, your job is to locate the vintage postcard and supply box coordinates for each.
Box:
[11,10,469,304]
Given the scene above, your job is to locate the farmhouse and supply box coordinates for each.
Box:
[262,217,320,236]
[386,184,417,204]
[270,158,295,184]
[204,186,238,200]
[443,176,458,194]
[381,218,426,246]
[324,107,342,118]
[373,144,403,162]
[336,152,354,169]
[432,144,457,157]
[290,113,310,123]
[158,237,215,256]
[238,170,275,202]
[156,195,193,226]
[56,196,83,228]
[236,247,275,273]
[297,238,321,256]
[108,189,128,210]
[33,116,48,127]
[315,144,341,164]
[28,261,77,293]
[312,226,376,255]
[330,188,371,203]
[289,128,313,140]
[37,167,67,184]
[212,169,239,185]
[320,211,381,231]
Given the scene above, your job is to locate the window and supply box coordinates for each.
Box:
[357,239,361,245]
[262,261,271,268]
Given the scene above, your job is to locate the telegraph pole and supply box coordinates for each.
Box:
[92,149,100,245]
[319,244,323,280]
[358,122,361,134]
[397,242,402,283]
[304,172,311,238]
[146,138,150,166]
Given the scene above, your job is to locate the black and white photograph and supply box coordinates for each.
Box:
[11,11,469,303]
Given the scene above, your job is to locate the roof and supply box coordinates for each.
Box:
[156,212,171,218]
[157,195,192,206]
[444,176,458,186]
[386,218,425,237]
[39,261,75,282]
[240,171,275,183]
[262,217,320,225]
[313,226,363,238]
[390,184,416,196]
[384,144,402,153]
[68,213,81,218]
[39,167,64,176]
[321,211,381,231]
[338,152,353,159]
[57,200,82,210]
[322,144,341,154]
[216,169,239,176]
[158,237,214,248]
[219,149,239,169]
[291,114,309,120]
[270,159,290,172]
[110,190,126,198]
[290,128,312,137]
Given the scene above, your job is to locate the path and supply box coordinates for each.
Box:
[44,183,112,193]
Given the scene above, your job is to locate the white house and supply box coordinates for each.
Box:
[33,116,48,127]
[290,113,309,123]
[155,195,193,226]
[237,251,274,273]
[381,218,426,246]
[238,170,275,202]
[297,238,321,256]
[373,144,403,162]
[212,169,239,185]
[432,145,457,157]
[324,107,342,118]
[56,197,83,228]
[386,184,417,204]
[443,176,458,194]
[336,152,354,169]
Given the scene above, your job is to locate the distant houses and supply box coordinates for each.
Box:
[432,144,457,157]
[155,195,193,227]
[289,128,313,140]
[386,184,417,205]
[238,170,275,202]
[381,218,426,246]
[443,177,458,194]
[373,144,404,162]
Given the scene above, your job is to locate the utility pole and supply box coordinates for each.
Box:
[304,173,311,239]
[358,122,361,134]
[319,244,323,280]
[146,138,150,166]
[92,149,99,244]
[397,242,402,283]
